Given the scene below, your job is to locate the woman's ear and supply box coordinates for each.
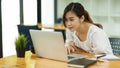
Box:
[79,15,85,23]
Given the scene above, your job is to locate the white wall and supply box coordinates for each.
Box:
[102,23,120,37]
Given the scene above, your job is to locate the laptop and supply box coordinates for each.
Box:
[29,30,86,62]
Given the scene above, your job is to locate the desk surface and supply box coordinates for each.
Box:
[37,23,66,30]
[0,51,120,68]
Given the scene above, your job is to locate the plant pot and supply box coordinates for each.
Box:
[16,48,25,57]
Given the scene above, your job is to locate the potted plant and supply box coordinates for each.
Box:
[15,34,28,57]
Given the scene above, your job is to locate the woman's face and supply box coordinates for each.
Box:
[65,11,84,31]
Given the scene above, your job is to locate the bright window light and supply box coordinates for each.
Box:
[23,0,37,25]
[2,0,20,57]
[41,0,54,28]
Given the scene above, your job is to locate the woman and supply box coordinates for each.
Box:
[62,2,113,55]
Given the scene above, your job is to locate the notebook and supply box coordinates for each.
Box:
[29,30,86,62]
[68,58,97,68]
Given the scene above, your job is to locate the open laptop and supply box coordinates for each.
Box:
[29,29,86,62]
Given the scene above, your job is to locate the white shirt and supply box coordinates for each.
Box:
[65,25,113,54]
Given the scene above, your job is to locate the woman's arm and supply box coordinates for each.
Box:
[65,29,74,46]
[65,29,78,54]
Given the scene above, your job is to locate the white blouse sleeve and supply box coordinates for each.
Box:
[65,29,74,46]
[91,30,113,54]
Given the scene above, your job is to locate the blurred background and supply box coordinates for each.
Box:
[0,0,120,58]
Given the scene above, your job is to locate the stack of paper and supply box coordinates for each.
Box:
[99,54,120,60]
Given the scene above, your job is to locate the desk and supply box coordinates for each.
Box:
[0,51,120,68]
[37,23,66,30]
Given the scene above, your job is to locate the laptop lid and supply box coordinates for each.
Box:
[30,29,68,62]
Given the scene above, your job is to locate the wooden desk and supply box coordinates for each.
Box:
[0,51,120,68]
[37,23,66,30]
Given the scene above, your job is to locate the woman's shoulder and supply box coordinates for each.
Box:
[89,25,108,38]
[94,23,103,29]
[90,25,103,31]
[88,25,105,35]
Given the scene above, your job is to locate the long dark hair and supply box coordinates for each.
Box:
[62,2,103,29]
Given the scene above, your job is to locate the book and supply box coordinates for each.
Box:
[68,58,97,68]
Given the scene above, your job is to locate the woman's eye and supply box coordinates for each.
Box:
[70,19,74,21]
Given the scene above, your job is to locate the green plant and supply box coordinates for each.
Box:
[15,34,28,49]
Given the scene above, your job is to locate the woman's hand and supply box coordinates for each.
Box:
[66,41,77,54]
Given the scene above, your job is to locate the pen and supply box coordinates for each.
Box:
[97,54,106,58]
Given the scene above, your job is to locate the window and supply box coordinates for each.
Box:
[2,0,20,57]
[23,0,37,25]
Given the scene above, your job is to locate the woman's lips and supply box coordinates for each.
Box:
[68,27,73,30]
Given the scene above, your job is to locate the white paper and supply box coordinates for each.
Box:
[100,54,120,60]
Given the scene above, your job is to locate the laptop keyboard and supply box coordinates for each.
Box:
[68,56,75,59]
[68,54,87,59]
[67,54,87,62]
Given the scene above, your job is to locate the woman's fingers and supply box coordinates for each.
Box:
[66,45,75,54]
[69,41,78,51]
[66,41,78,54]
[71,47,75,53]
[66,47,70,54]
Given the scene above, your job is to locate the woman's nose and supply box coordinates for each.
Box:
[66,21,71,26]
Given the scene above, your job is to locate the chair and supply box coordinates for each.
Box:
[109,38,120,55]
[17,25,41,53]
